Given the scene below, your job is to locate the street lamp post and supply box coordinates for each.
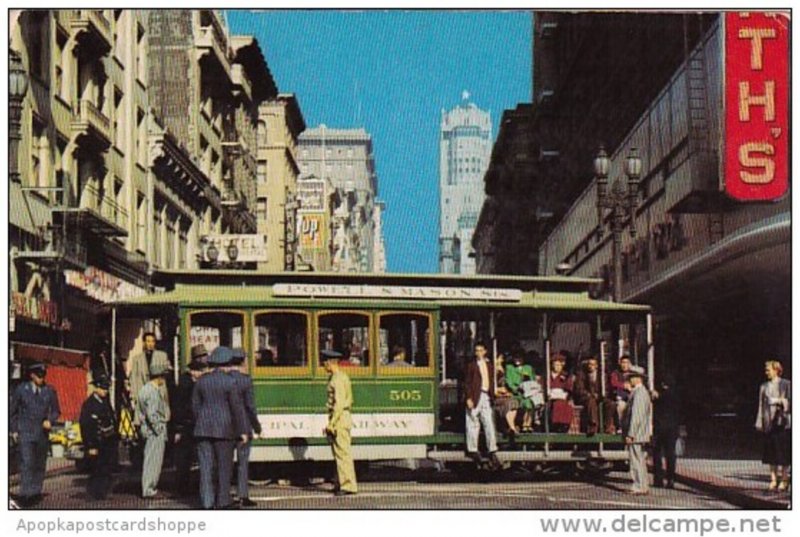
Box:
[594,146,642,302]
[9,49,29,183]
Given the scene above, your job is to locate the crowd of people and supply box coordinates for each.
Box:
[10,333,357,508]
[9,332,790,505]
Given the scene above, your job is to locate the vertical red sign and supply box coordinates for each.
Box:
[724,12,790,201]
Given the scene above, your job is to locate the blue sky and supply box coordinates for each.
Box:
[226,10,532,273]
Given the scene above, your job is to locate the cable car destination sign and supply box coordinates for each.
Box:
[273,283,523,301]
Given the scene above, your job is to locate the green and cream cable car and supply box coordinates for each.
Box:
[111,270,653,466]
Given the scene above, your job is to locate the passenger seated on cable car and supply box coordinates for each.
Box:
[574,356,617,435]
[608,355,633,429]
[548,353,574,433]
[386,346,412,367]
[256,349,277,367]
[506,352,536,432]
[493,353,520,435]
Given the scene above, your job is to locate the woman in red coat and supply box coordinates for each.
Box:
[548,353,574,433]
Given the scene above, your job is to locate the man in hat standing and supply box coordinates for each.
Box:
[193,346,249,509]
[137,361,171,500]
[621,371,652,495]
[228,348,261,507]
[322,350,358,495]
[10,362,61,507]
[171,349,207,496]
[79,373,118,500]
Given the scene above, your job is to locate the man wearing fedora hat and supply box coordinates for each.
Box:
[79,373,118,500]
[10,362,61,507]
[322,350,358,496]
[622,370,652,495]
[193,346,249,509]
[137,361,172,500]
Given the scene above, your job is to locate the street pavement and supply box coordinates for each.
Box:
[14,461,739,510]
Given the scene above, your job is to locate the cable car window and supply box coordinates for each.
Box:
[318,312,370,367]
[188,311,245,355]
[378,313,431,369]
[254,312,308,367]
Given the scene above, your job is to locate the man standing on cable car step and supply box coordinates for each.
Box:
[322,350,358,496]
[464,341,502,470]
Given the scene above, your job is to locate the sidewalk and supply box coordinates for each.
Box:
[673,458,790,509]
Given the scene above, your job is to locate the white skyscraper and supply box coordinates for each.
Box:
[439,94,492,274]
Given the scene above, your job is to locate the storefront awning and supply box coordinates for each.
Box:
[11,342,89,368]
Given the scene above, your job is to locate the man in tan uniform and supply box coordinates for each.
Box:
[322,350,357,496]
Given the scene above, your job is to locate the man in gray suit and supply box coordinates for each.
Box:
[622,371,652,495]
[137,361,171,500]
[10,363,61,507]
[193,346,249,509]
[129,332,171,412]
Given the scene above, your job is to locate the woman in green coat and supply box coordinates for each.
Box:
[506,353,535,432]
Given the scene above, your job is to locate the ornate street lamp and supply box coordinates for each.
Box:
[9,49,29,183]
[595,146,643,302]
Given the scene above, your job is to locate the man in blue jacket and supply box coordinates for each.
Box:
[228,348,262,507]
[192,346,248,509]
[10,362,61,507]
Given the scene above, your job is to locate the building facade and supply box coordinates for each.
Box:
[473,12,717,276]
[439,96,491,274]
[256,94,306,271]
[534,16,790,443]
[297,126,384,272]
[9,10,276,366]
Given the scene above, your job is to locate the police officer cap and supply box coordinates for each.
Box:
[321,349,343,362]
[208,346,235,366]
[27,362,47,376]
[93,373,111,389]
[229,348,246,365]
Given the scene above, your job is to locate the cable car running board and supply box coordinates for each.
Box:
[427,450,628,462]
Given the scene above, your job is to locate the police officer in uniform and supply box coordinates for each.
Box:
[322,350,358,496]
[193,346,248,509]
[10,362,61,507]
[79,373,118,500]
[228,348,261,507]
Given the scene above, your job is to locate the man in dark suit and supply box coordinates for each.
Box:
[228,348,262,507]
[574,356,616,435]
[79,372,118,501]
[652,377,680,488]
[171,354,207,496]
[10,362,61,507]
[463,341,501,469]
[192,346,248,509]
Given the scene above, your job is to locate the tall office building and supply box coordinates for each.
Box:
[439,94,491,274]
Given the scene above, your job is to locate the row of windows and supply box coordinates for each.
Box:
[187,310,433,375]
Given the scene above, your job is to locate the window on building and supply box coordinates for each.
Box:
[254,312,308,368]
[136,193,146,253]
[55,30,68,101]
[256,197,268,223]
[318,312,370,368]
[26,12,48,82]
[135,108,145,164]
[135,23,146,83]
[165,217,176,269]
[112,10,124,60]
[178,225,188,269]
[114,89,124,148]
[30,119,48,188]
